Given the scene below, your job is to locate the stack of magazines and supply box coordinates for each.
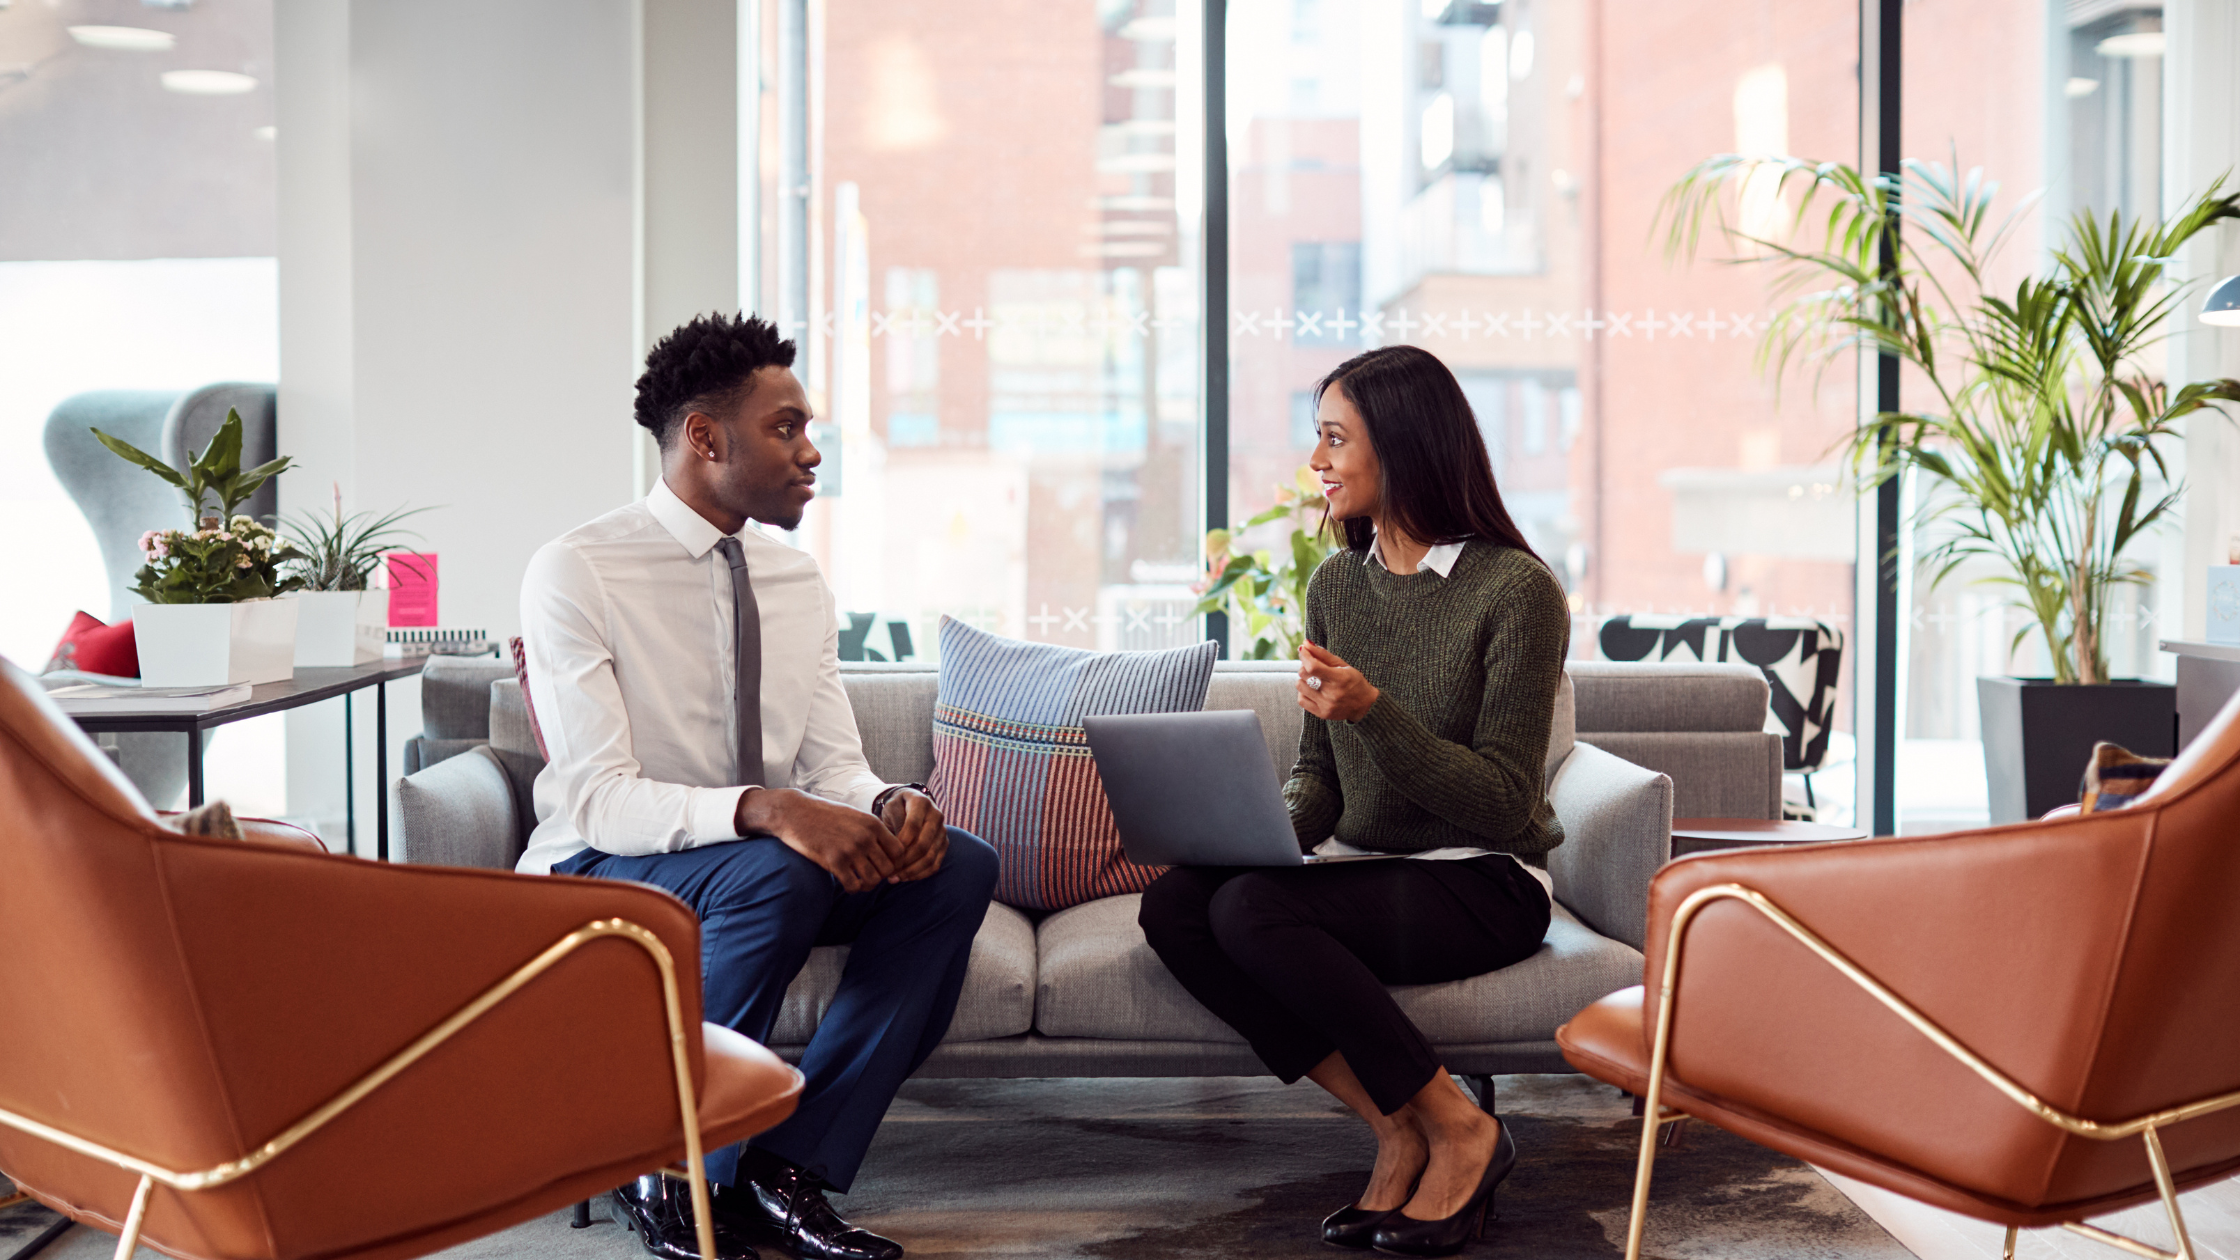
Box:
[42,679,253,714]
[383,628,495,659]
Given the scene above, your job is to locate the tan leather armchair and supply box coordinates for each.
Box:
[0,657,803,1260]
[1558,688,2240,1260]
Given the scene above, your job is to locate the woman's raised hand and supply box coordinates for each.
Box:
[1298,641,1379,723]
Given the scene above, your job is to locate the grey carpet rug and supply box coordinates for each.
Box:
[30,1076,1907,1260]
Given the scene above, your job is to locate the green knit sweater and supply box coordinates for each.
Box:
[1284,540,1571,857]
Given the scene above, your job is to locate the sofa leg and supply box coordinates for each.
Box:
[1463,1074,1496,1116]
[571,1199,593,1229]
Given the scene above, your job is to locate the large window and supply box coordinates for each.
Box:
[1894,1,2167,833]
[772,0,1205,657]
[1224,0,1862,819]
[0,0,282,815]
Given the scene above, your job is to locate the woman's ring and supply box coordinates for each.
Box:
[1307,676,1324,691]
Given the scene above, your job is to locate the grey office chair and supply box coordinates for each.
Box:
[42,384,280,808]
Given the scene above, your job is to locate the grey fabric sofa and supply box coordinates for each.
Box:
[395,657,1778,1081]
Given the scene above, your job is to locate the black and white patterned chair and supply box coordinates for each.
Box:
[1589,615,1845,814]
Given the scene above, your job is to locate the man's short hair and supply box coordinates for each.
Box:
[634,313,797,448]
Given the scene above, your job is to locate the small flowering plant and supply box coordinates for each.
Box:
[93,407,303,604]
[133,516,304,604]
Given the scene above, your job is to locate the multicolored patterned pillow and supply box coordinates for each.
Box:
[2079,741,2171,813]
[925,617,1219,911]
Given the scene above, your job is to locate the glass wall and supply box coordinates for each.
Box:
[1225,0,1862,819]
[775,0,1206,658]
[1895,0,2167,833]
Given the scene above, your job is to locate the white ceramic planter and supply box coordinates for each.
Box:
[293,588,389,667]
[135,598,300,687]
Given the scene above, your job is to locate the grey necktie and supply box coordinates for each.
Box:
[713,537,763,786]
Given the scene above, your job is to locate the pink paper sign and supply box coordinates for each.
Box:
[385,552,439,627]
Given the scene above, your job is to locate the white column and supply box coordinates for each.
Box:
[277,0,742,848]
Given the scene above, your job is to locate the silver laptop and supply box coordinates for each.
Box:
[1083,710,1395,867]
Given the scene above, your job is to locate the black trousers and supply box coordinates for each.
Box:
[1138,855,1552,1115]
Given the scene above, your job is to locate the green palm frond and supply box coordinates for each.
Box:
[1659,155,2240,683]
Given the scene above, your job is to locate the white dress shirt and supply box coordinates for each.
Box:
[1366,533,1467,577]
[515,479,886,875]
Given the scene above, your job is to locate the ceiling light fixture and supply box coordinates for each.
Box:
[67,26,177,52]
[2201,276,2240,327]
[2095,31,2165,58]
[161,70,257,95]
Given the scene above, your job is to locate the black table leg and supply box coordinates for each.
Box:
[377,680,389,862]
[345,693,356,857]
[186,726,206,808]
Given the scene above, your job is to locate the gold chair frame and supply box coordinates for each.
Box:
[1624,883,2240,1260]
[0,918,722,1260]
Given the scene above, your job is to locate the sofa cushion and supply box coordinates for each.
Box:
[924,617,1217,911]
[1033,889,1641,1044]
[1568,659,1769,734]
[769,900,1036,1045]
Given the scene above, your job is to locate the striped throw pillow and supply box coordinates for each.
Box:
[2079,741,2170,813]
[925,617,1219,911]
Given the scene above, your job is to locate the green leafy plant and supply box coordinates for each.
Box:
[93,408,292,528]
[93,408,303,604]
[284,484,430,591]
[1660,154,2240,684]
[1195,466,1340,660]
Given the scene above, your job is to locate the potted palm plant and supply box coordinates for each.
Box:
[1661,156,2240,821]
[93,409,304,686]
[283,486,428,666]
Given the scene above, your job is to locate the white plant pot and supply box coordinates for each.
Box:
[135,598,300,687]
[293,588,389,667]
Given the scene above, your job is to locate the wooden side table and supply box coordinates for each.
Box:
[1671,817,1871,858]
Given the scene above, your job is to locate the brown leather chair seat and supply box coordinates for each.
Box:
[0,656,802,1260]
[1557,688,2240,1257]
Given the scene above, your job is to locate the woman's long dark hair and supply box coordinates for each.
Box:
[1314,344,1543,566]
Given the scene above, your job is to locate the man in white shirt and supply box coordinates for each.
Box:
[518,314,998,1260]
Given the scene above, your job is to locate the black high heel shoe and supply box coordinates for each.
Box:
[1370,1120,1517,1257]
[1322,1203,1400,1249]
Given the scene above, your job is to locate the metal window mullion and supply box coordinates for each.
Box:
[1203,0,1230,655]
[1861,0,1903,837]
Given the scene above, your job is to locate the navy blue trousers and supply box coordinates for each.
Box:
[557,829,998,1192]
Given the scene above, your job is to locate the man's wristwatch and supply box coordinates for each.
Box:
[871,782,928,816]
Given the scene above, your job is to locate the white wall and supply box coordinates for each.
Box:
[277,0,744,846]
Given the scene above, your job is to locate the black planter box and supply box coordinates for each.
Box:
[1977,677,2176,824]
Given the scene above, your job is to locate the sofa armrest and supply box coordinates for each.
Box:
[395,745,522,869]
[1546,741,1672,951]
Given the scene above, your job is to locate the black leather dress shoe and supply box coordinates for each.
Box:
[612,1174,760,1260]
[1371,1120,1519,1257]
[717,1153,903,1260]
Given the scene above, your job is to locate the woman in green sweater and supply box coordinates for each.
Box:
[1139,345,1569,1257]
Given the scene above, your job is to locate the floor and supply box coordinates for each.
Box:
[23,1075,1902,1260]
[1825,1169,2240,1260]
[16,1078,2237,1260]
